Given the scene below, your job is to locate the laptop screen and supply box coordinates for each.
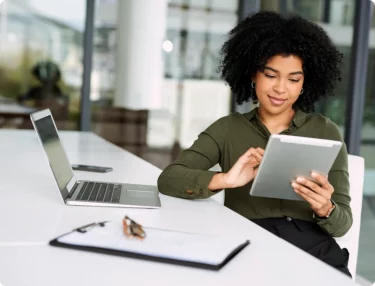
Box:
[33,115,74,193]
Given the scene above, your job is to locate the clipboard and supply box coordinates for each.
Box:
[49,221,250,270]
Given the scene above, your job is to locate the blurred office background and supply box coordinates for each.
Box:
[0,0,374,282]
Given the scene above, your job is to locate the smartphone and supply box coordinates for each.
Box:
[71,164,113,173]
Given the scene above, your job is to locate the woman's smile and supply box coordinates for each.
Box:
[268,95,287,106]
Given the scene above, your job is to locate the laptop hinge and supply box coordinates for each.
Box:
[67,182,80,199]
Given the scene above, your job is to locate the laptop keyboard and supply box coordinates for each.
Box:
[75,182,122,203]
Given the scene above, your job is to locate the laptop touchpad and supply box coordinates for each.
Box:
[127,190,155,198]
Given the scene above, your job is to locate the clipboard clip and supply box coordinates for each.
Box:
[75,221,107,233]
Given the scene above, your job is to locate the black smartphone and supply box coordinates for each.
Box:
[71,164,113,173]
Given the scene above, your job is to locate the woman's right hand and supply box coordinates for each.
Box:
[223,147,264,188]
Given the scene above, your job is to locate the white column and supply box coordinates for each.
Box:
[114,0,167,110]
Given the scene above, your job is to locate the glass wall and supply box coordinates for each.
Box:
[90,0,238,169]
[0,0,85,131]
[358,4,375,283]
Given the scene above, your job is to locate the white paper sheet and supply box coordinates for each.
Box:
[57,222,248,265]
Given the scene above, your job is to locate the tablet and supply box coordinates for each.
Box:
[249,134,343,201]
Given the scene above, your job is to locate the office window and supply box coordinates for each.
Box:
[0,0,86,131]
[90,0,238,169]
[357,16,375,284]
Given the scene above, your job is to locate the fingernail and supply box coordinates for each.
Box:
[296,177,304,183]
[294,189,299,193]
[291,182,298,188]
[311,172,317,177]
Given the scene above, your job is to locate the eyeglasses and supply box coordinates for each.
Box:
[122,216,146,239]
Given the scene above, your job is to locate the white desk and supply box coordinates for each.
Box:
[0,130,357,286]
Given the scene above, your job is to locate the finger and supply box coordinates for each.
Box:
[296,177,327,196]
[292,182,326,205]
[244,147,263,157]
[293,185,325,209]
[294,189,321,209]
[243,147,255,158]
[250,150,263,162]
[239,148,258,166]
[239,149,254,164]
[248,156,260,168]
[242,148,262,163]
[295,177,330,199]
[311,172,333,192]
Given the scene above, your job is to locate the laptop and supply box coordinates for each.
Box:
[30,108,161,208]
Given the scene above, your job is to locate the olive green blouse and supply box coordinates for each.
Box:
[157,108,352,237]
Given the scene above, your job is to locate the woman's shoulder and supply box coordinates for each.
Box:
[308,112,339,127]
[209,112,249,126]
[203,112,248,135]
[306,112,343,140]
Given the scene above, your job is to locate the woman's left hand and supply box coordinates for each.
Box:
[291,172,334,217]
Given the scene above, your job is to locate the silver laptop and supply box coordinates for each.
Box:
[30,109,161,208]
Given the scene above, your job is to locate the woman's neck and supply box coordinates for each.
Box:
[257,106,295,134]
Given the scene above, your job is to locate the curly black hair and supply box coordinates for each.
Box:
[219,11,343,113]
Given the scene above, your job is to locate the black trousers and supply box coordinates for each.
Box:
[251,217,351,277]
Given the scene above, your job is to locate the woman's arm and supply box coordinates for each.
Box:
[315,120,353,237]
[157,117,228,199]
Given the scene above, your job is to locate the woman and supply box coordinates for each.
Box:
[157,11,352,276]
